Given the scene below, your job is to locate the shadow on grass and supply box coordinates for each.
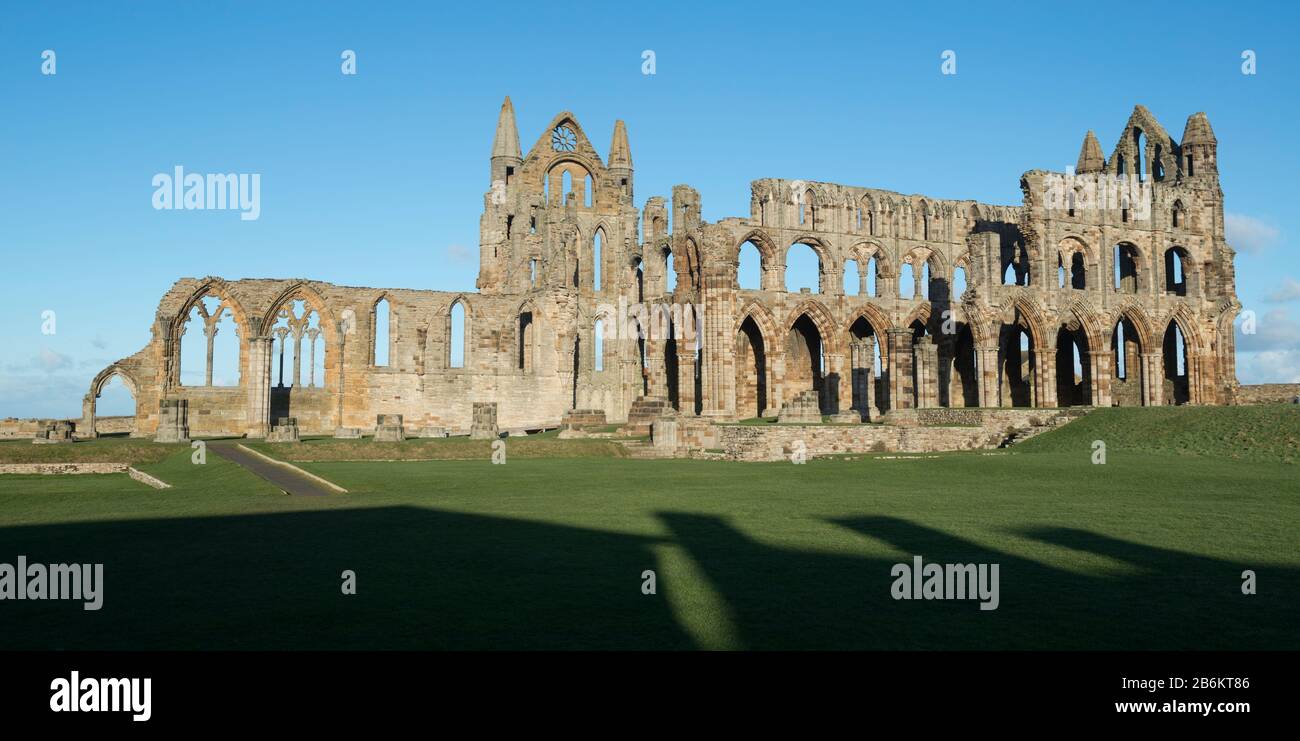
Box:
[0,509,1292,650]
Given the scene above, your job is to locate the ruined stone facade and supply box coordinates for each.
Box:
[84,101,1240,438]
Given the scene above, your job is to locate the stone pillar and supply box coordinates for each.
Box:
[306,328,320,387]
[913,339,939,409]
[470,403,499,439]
[274,327,290,387]
[1091,350,1112,407]
[154,399,190,443]
[1142,352,1162,406]
[1036,348,1056,408]
[677,339,697,415]
[246,336,273,438]
[849,340,876,420]
[976,347,999,408]
[204,323,217,386]
[699,267,736,419]
[80,394,98,440]
[886,329,914,411]
[292,326,304,388]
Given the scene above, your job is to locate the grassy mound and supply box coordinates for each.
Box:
[243,430,628,461]
[1017,404,1300,463]
[0,437,176,466]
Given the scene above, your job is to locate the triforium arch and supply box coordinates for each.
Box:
[439,294,473,370]
[784,235,835,294]
[1056,235,1095,290]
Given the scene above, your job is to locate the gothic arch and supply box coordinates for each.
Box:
[784,298,839,356]
[1109,300,1157,351]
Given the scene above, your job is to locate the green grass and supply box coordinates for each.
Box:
[0,406,1296,650]
[243,432,627,461]
[0,436,177,465]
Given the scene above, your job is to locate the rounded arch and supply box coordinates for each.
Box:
[785,235,835,270]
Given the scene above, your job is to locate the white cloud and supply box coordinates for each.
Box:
[446,244,473,264]
[1239,350,1300,384]
[1266,278,1300,303]
[1225,213,1280,255]
[1237,308,1300,352]
[35,347,74,372]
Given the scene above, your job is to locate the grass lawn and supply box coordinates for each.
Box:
[0,406,1296,650]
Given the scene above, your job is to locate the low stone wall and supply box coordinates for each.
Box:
[0,463,128,475]
[1236,384,1300,405]
[716,424,1002,462]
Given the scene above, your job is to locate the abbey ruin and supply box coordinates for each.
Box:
[79,100,1242,442]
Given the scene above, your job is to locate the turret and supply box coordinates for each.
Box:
[1181,112,1217,178]
[608,120,633,200]
[490,96,523,187]
[1076,130,1105,174]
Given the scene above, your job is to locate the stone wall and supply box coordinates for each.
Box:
[1235,384,1300,405]
[715,423,1001,462]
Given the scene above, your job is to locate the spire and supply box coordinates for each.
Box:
[608,120,632,169]
[1076,130,1105,174]
[491,96,522,160]
[1181,111,1217,145]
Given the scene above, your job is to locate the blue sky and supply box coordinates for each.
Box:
[1,0,1297,417]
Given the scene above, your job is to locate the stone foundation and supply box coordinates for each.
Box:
[374,414,405,442]
[469,403,499,440]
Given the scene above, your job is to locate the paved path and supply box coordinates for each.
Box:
[208,441,336,496]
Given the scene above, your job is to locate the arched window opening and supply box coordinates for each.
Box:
[584,174,592,208]
[899,263,916,299]
[1164,247,1188,296]
[180,295,241,387]
[1113,244,1140,294]
[1057,256,1067,289]
[530,258,538,289]
[843,259,860,296]
[663,248,677,293]
[1070,252,1086,290]
[1162,321,1190,404]
[271,299,323,388]
[518,312,534,372]
[738,240,763,290]
[594,319,605,372]
[593,230,604,291]
[1133,129,1147,183]
[449,301,466,369]
[785,242,821,293]
[953,266,968,299]
[561,170,572,206]
[373,298,391,367]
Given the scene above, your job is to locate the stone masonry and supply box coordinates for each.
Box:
[83,102,1240,439]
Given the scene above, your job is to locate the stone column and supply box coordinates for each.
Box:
[976,347,999,408]
[204,323,217,386]
[1091,350,1113,407]
[292,326,304,388]
[887,329,914,411]
[677,338,697,415]
[274,327,290,387]
[913,339,939,409]
[700,268,736,419]
[1034,348,1054,408]
[1142,352,1162,406]
[306,328,320,387]
[246,336,273,438]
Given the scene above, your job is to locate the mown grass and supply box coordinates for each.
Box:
[0,405,1295,650]
[0,436,176,466]
[243,431,628,461]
